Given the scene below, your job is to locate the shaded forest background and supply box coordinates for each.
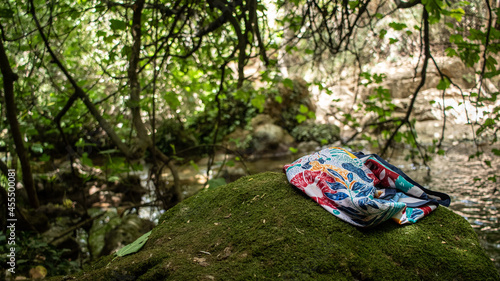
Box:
[1,0,499,278]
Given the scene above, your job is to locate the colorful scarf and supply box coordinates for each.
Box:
[283,147,450,227]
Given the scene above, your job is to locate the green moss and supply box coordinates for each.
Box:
[68,172,499,280]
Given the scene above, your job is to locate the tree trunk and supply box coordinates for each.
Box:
[127,0,181,204]
[0,39,40,209]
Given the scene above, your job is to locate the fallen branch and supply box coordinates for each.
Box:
[49,212,105,245]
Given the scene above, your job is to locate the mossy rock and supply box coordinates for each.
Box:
[67,172,498,280]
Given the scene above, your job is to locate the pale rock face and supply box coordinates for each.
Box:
[360,58,477,99]
[310,57,499,145]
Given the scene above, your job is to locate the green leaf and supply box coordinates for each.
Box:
[445,47,458,57]
[132,163,143,171]
[299,104,308,114]
[115,230,152,257]
[108,175,120,182]
[484,160,492,167]
[389,38,399,44]
[99,149,119,154]
[285,45,297,54]
[388,22,407,31]
[0,8,14,18]
[206,178,227,189]
[296,114,307,124]
[450,8,465,22]
[379,29,387,39]
[484,69,500,79]
[289,147,298,154]
[96,30,107,37]
[110,19,127,31]
[275,96,283,104]
[375,13,384,19]
[437,77,451,90]
[484,118,495,127]
[121,45,132,59]
[189,160,200,172]
[81,152,93,167]
[251,94,266,112]
[40,154,51,162]
[486,56,498,72]
[492,148,500,156]
[31,143,44,154]
[348,0,359,10]
[26,127,39,136]
[449,34,463,43]
[283,78,294,90]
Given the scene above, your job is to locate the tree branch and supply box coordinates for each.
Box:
[127,0,180,203]
[250,0,269,66]
[29,0,133,159]
[196,0,243,37]
[0,157,8,178]
[477,0,493,104]
[381,7,430,156]
[394,0,421,9]
[0,38,39,209]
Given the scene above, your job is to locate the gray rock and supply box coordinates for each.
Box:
[252,123,294,152]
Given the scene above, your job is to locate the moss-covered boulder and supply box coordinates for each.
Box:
[71,172,498,280]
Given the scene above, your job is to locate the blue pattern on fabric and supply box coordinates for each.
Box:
[284,147,451,227]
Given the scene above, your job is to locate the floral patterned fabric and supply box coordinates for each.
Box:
[283,147,450,227]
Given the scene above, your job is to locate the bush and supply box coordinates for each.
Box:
[0,232,80,279]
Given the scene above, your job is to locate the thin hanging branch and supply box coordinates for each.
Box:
[476,0,493,104]
[428,55,477,149]
[206,63,228,184]
[151,0,159,168]
[381,8,430,157]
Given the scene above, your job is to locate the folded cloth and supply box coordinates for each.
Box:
[283,147,450,227]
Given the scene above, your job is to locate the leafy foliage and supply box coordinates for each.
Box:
[0,232,79,278]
